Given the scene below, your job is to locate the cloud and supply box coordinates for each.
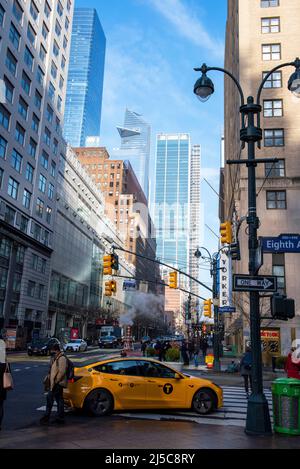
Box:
[148,0,224,59]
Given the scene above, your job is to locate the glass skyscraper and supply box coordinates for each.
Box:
[64,8,106,147]
[154,134,191,273]
[114,109,151,200]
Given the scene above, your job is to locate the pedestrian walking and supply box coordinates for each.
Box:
[40,343,68,425]
[193,345,200,368]
[0,331,8,431]
[240,346,253,398]
[188,341,195,361]
[200,337,208,361]
[162,341,171,361]
[180,340,189,366]
[285,346,300,379]
[141,341,147,357]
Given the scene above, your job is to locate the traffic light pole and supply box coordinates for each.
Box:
[212,256,221,372]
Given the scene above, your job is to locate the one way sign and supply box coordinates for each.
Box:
[233,275,277,292]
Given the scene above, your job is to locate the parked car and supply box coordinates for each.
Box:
[98,335,119,349]
[63,357,223,416]
[27,337,61,356]
[63,339,88,353]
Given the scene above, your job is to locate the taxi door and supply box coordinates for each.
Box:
[140,361,187,409]
[95,360,147,409]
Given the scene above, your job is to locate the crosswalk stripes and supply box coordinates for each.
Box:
[35,386,274,428]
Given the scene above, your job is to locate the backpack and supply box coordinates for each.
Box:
[66,357,74,380]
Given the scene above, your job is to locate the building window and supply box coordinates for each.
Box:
[31,253,38,270]
[263,99,283,117]
[264,128,284,147]
[39,44,47,63]
[272,254,285,294]
[263,71,282,88]
[0,168,3,188]
[36,66,44,86]
[30,1,39,22]
[46,105,53,123]
[44,127,51,146]
[24,46,34,71]
[38,284,45,300]
[51,161,56,177]
[34,90,42,110]
[261,0,279,7]
[48,82,55,102]
[48,183,54,200]
[53,40,59,58]
[57,96,62,112]
[44,1,51,18]
[32,113,40,133]
[261,17,280,34]
[53,139,58,155]
[0,5,4,27]
[12,0,23,23]
[26,163,34,183]
[27,23,36,47]
[28,138,37,158]
[15,122,25,145]
[4,205,16,224]
[262,44,281,61]
[55,118,61,134]
[4,77,14,103]
[46,206,52,223]
[266,190,286,209]
[67,0,71,12]
[0,105,10,130]
[39,174,46,193]
[11,149,22,172]
[41,150,49,169]
[51,61,57,80]
[61,56,66,71]
[8,176,19,199]
[59,75,64,91]
[23,189,32,209]
[42,22,49,41]
[63,36,68,50]
[33,223,41,241]
[18,96,28,120]
[27,281,36,298]
[65,17,70,31]
[0,136,8,159]
[20,215,28,233]
[0,238,11,258]
[9,22,21,50]
[55,20,62,37]
[6,49,17,76]
[21,71,31,95]
[36,197,44,217]
[0,267,8,290]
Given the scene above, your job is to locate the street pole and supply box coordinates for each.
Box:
[212,256,221,371]
[242,97,272,435]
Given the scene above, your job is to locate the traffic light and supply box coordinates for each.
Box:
[203,299,213,318]
[169,271,178,289]
[230,241,241,260]
[220,221,232,245]
[111,280,117,294]
[103,253,119,275]
[271,294,295,321]
[105,281,113,297]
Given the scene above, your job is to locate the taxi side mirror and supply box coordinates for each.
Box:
[174,373,183,380]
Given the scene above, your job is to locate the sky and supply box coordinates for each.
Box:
[75,0,227,296]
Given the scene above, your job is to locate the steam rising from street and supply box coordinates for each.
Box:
[119,292,165,326]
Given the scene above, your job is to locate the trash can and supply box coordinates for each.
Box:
[272,378,300,435]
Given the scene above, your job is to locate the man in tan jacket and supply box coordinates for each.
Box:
[40,343,68,425]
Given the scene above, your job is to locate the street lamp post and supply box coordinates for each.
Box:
[193,58,300,435]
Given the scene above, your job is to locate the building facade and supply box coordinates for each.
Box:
[74,146,159,295]
[223,0,300,355]
[64,8,106,147]
[154,133,191,275]
[49,147,134,342]
[114,109,151,201]
[0,0,74,344]
[189,144,202,314]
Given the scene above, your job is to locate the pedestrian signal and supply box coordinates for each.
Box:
[220,221,232,245]
[169,271,178,289]
[203,299,213,318]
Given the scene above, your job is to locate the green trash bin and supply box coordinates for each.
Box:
[272,378,300,435]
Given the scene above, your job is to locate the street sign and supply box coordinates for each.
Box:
[233,275,277,292]
[219,306,236,313]
[261,234,300,253]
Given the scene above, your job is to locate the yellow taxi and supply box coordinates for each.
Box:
[64,357,223,416]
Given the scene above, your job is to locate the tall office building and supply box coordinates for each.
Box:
[154,133,191,274]
[0,0,74,340]
[64,8,106,147]
[222,0,300,355]
[114,109,151,200]
[189,145,201,302]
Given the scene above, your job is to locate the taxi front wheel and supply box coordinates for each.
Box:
[84,389,114,416]
[192,388,217,415]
